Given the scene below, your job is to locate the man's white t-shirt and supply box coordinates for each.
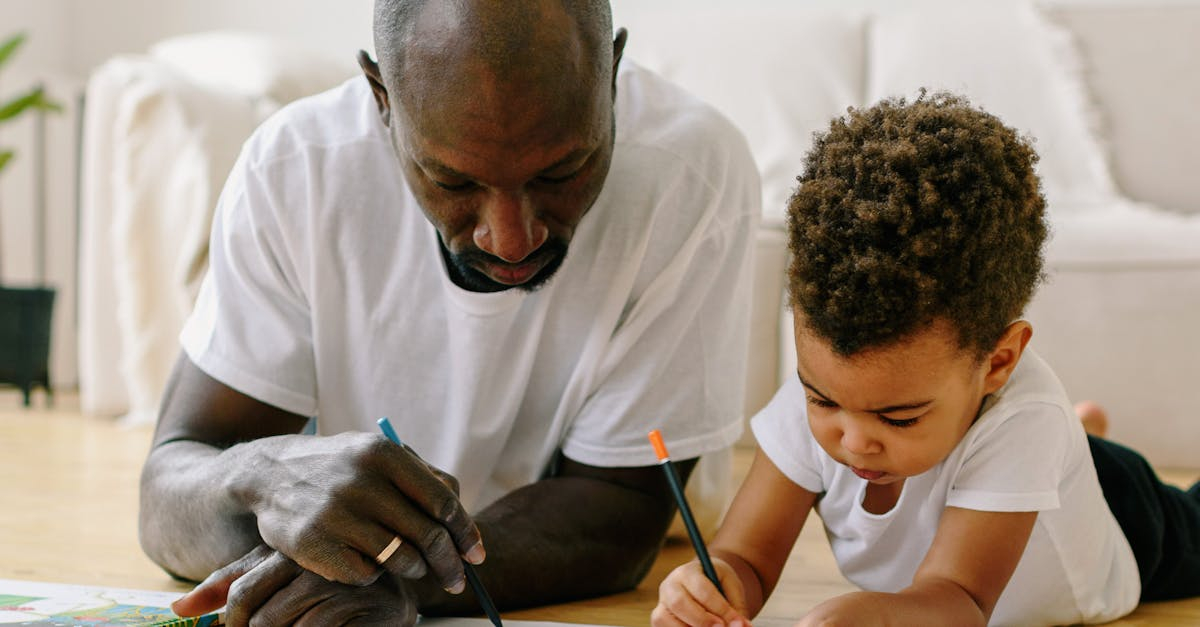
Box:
[752,350,1140,626]
[181,61,760,511]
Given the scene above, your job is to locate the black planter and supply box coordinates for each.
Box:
[0,285,54,406]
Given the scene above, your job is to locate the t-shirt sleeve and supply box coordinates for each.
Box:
[946,401,1072,513]
[558,127,760,467]
[750,375,826,494]
[180,150,318,416]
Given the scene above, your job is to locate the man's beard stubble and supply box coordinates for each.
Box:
[438,236,569,293]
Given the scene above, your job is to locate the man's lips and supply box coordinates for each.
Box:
[479,257,546,285]
[851,467,886,481]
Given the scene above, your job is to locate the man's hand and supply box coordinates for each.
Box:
[173,544,419,627]
[231,430,483,592]
[140,356,483,591]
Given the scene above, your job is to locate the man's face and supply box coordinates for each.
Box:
[361,32,620,293]
[393,84,614,292]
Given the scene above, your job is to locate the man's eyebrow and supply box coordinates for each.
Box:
[539,147,593,173]
[418,147,594,181]
[796,369,934,414]
[419,158,471,180]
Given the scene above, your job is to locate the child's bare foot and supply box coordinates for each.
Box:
[1075,401,1109,438]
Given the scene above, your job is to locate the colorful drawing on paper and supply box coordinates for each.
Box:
[0,580,220,626]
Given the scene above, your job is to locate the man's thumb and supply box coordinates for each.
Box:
[171,545,271,616]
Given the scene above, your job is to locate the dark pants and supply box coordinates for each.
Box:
[1089,435,1200,601]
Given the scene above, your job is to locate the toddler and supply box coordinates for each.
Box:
[653,92,1200,626]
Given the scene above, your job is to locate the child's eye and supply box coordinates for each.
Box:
[879,415,920,428]
[806,395,838,409]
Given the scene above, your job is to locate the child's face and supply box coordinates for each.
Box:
[794,316,1024,486]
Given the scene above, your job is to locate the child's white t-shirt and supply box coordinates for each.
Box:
[751,350,1140,626]
[180,62,760,511]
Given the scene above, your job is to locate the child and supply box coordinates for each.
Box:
[653,93,1200,626]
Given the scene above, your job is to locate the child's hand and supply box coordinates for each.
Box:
[652,557,751,627]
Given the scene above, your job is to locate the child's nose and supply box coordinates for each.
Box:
[841,422,882,456]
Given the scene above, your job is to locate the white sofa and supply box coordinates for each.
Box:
[616,1,1200,467]
[79,2,1200,468]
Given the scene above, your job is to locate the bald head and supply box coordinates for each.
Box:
[373,0,613,97]
[367,0,621,172]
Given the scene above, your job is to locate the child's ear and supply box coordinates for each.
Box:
[982,321,1033,395]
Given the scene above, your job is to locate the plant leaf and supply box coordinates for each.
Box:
[31,89,63,113]
[0,32,27,71]
[0,149,13,174]
[0,86,62,123]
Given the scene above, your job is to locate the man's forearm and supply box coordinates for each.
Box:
[138,439,266,581]
[416,467,688,614]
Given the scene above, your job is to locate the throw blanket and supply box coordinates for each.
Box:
[78,56,261,422]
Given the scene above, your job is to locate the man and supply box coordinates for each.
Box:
[139,0,760,624]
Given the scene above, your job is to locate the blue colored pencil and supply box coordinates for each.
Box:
[377,417,503,627]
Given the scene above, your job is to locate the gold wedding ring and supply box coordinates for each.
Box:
[375,535,403,564]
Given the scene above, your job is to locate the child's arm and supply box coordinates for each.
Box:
[653,449,818,626]
[797,507,1037,627]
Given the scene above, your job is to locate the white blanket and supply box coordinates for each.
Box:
[78,32,354,422]
[78,55,261,421]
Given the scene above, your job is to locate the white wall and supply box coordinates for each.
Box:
[0,0,71,72]
[3,0,374,390]
[64,0,375,78]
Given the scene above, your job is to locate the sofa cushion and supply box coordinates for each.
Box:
[867,3,1118,214]
[149,31,356,116]
[1046,200,1200,269]
[616,7,867,226]
[1046,5,1200,215]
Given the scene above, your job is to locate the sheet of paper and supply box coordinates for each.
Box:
[0,578,219,626]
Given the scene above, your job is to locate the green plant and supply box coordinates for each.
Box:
[0,32,62,175]
[0,31,62,406]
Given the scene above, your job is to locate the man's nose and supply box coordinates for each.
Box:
[473,190,548,263]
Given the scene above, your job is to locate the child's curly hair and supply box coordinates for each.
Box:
[787,91,1047,359]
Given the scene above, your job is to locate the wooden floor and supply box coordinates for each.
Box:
[3,388,1198,626]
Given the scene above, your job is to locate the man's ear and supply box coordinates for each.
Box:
[357,49,391,125]
[982,321,1033,395]
[610,27,627,97]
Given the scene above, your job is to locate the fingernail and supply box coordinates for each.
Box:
[445,578,466,595]
[465,541,486,565]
